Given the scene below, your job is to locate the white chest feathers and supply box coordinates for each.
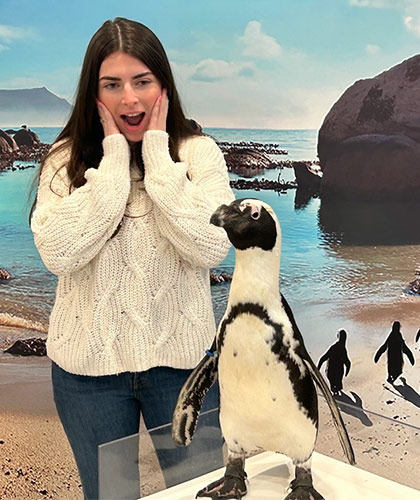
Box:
[218,313,316,462]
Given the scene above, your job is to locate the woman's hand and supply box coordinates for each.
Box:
[147,88,168,132]
[97,99,121,137]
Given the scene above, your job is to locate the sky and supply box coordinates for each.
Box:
[1,0,420,129]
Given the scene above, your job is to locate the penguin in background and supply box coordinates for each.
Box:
[415,328,420,343]
[374,321,415,384]
[318,329,351,396]
[172,198,355,500]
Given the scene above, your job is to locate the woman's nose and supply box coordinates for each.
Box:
[121,84,139,105]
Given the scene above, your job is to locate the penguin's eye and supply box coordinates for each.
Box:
[251,211,260,220]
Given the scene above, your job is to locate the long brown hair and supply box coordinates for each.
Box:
[29,17,201,219]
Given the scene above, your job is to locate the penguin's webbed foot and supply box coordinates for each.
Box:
[196,472,248,499]
[284,484,324,500]
[284,486,324,500]
[285,465,324,500]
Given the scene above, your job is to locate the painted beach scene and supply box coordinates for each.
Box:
[1,1,420,498]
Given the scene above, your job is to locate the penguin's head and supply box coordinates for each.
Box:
[210,198,279,251]
[338,329,347,342]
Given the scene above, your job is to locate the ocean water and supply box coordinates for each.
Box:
[1,127,419,351]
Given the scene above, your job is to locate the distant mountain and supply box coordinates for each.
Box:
[0,87,72,127]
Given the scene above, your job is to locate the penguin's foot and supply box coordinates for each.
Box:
[285,464,324,500]
[284,484,324,500]
[195,472,247,499]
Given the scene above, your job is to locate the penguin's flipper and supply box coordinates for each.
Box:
[280,294,355,465]
[303,356,356,465]
[172,340,219,446]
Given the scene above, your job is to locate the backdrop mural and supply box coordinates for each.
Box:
[1,1,420,498]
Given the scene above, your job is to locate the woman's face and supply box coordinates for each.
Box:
[98,51,163,142]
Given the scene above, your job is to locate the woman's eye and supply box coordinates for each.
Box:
[135,80,150,86]
[104,83,118,89]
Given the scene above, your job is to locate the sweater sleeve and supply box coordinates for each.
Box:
[142,130,235,268]
[31,134,131,276]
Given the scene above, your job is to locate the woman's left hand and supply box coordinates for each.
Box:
[147,88,168,132]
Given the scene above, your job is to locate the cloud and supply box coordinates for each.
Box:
[0,44,9,53]
[0,76,44,88]
[349,0,401,6]
[349,0,420,37]
[239,21,282,59]
[170,55,346,130]
[0,24,35,43]
[404,14,420,35]
[365,44,381,54]
[189,59,256,82]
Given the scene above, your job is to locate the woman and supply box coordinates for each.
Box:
[30,17,234,499]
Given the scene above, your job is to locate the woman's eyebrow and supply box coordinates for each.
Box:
[99,72,153,81]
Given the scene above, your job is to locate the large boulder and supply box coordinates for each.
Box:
[318,54,420,199]
[13,127,40,147]
[0,129,18,150]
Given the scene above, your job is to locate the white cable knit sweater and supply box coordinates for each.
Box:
[31,130,235,376]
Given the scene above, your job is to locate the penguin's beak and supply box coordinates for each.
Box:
[210,204,230,227]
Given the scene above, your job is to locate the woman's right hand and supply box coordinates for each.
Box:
[97,100,121,137]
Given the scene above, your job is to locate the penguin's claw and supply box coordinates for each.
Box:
[196,474,247,499]
[284,485,324,500]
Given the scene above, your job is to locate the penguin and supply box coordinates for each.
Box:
[172,198,355,500]
[415,328,420,343]
[318,329,351,396]
[374,321,415,384]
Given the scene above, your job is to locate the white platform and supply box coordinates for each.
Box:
[143,451,420,500]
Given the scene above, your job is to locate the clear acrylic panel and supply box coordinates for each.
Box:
[98,400,420,500]
[98,265,420,498]
[98,407,224,500]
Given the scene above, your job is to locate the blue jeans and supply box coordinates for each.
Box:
[52,362,222,500]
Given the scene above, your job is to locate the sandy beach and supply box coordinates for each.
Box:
[0,356,166,499]
[1,302,420,499]
[0,357,83,499]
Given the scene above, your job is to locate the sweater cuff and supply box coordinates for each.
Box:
[142,130,187,181]
[99,134,130,176]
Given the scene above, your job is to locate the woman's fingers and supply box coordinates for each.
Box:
[148,89,168,132]
[97,99,120,136]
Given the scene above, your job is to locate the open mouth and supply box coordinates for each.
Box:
[121,112,145,128]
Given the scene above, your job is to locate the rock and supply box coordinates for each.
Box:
[0,129,18,151]
[224,147,279,174]
[0,137,11,153]
[218,141,287,155]
[321,134,420,199]
[293,161,322,191]
[230,178,296,192]
[318,54,420,199]
[13,127,40,147]
[407,270,420,295]
[318,198,420,245]
[0,268,12,280]
[210,271,232,285]
[4,338,47,356]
